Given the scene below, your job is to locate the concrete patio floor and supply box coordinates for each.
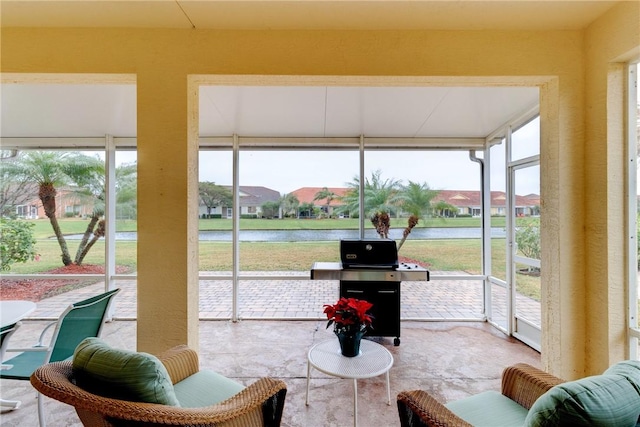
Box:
[1,272,542,426]
[0,318,541,427]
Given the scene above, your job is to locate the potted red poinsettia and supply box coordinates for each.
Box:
[323,297,374,357]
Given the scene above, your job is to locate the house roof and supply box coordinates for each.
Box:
[433,190,540,208]
[220,185,281,206]
[290,187,349,206]
[289,187,540,208]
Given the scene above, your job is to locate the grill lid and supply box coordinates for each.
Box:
[340,239,399,269]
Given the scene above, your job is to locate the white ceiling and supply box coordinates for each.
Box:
[0,83,538,139]
[199,85,539,138]
[3,0,615,140]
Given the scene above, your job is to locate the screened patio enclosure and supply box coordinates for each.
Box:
[0,80,541,349]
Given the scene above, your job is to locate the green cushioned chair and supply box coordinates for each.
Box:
[397,361,640,427]
[1,288,120,427]
[1,321,22,410]
[30,339,288,427]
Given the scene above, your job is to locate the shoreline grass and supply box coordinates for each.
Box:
[23,216,530,239]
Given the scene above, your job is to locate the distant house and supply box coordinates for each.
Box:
[289,187,350,218]
[289,187,540,219]
[433,190,540,217]
[198,185,281,218]
[13,184,281,220]
[12,184,95,219]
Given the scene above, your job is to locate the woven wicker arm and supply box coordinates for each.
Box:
[397,389,473,427]
[397,363,565,427]
[501,363,564,409]
[30,360,287,427]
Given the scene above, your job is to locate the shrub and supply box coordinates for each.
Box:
[515,218,541,260]
[0,218,38,270]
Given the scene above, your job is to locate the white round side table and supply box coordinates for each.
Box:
[305,338,394,427]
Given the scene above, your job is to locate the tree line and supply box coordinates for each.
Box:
[263,170,457,221]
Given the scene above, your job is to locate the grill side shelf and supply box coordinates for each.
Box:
[310,262,429,282]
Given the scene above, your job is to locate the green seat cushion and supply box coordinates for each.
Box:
[1,349,49,380]
[525,372,640,427]
[72,337,180,406]
[173,370,245,408]
[445,390,529,427]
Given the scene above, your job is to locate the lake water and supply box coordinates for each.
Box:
[66,227,505,242]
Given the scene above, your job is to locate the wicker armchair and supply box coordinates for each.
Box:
[397,363,564,427]
[30,345,287,427]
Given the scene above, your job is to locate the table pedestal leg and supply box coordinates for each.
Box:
[353,379,358,427]
[386,371,391,405]
[305,361,311,406]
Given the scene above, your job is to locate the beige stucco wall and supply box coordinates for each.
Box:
[584,1,640,374]
[1,2,638,376]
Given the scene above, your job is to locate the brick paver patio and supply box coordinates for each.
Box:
[25,271,541,328]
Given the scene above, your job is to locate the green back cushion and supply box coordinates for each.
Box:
[72,337,180,406]
[603,360,640,392]
[525,361,640,427]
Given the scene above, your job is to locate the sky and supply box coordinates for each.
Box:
[198,149,540,196]
[199,150,484,194]
[116,117,542,196]
[200,117,540,195]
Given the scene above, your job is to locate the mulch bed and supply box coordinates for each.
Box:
[1,257,429,302]
[398,255,430,268]
[0,264,128,301]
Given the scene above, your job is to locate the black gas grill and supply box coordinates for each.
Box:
[311,239,429,346]
[340,238,399,270]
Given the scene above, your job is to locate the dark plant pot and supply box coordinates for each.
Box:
[335,329,365,357]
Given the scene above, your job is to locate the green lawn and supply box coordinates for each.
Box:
[12,238,487,273]
[28,216,517,238]
[11,217,541,301]
[195,216,512,230]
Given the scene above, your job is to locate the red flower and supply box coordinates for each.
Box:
[324,297,374,332]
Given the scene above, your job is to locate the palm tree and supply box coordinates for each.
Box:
[364,171,403,217]
[339,170,402,219]
[73,161,137,265]
[313,187,337,217]
[395,181,438,249]
[4,151,104,266]
[114,162,138,219]
[399,181,438,217]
